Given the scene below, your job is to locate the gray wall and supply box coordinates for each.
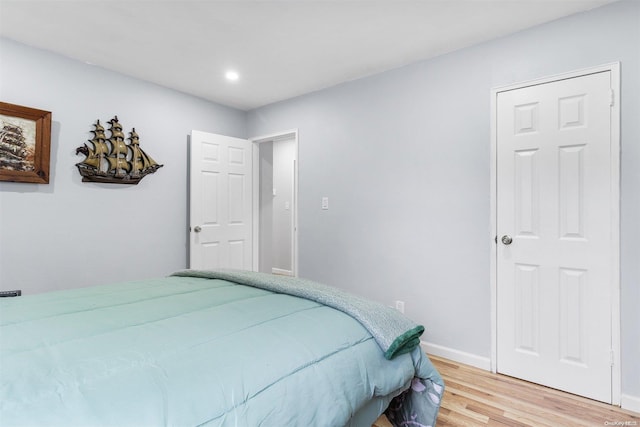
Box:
[0,37,247,294]
[248,0,639,399]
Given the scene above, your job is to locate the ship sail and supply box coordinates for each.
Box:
[130,144,144,174]
[78,120,109,171]
[79,144,101,169]
[106,156,132,172]
[0,139,28,158]
[128,128,160,175]
[92,121,109,157]
[110,134,128,157]
[106,116,130,175]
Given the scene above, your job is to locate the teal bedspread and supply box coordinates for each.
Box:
[0,272,443,426]
[171,269,424,360]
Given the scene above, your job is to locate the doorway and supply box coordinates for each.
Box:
[490,64,620,404]
[251,130,298,277]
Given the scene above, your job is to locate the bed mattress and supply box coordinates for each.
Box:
[0,271,443,426]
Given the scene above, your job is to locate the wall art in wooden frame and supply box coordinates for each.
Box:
[0,102,52,184]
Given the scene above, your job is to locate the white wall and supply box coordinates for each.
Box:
[271,137,295,273]
[0,37,247,294]
[258,141,274,273]
[258,138,295,274]
[247,0,640,402]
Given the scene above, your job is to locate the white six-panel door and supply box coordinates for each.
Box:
[189,130,253,270]
[496,71,613,403]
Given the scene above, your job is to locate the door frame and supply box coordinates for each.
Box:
[489,63,621,403]
[250,129,299,276]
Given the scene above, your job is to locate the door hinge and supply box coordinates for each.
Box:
[609,89,615,107]
[610,349,615,366]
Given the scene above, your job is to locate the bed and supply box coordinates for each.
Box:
[0,269,443,426]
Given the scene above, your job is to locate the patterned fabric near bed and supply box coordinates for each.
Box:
[0,274,443,426]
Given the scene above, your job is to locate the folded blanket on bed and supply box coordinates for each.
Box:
[171,269,424,360]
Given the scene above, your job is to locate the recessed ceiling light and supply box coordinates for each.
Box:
[225,71,239,82]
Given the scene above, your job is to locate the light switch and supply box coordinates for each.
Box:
[322,197,329,210]
[285,201,290,210]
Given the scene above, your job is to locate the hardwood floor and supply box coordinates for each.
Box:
[374,354,640,427]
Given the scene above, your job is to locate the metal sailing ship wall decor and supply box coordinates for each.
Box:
[75,116,162,184]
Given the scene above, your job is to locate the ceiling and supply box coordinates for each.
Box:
[0,0,617,111]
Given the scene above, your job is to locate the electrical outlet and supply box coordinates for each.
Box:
[395,300,405,314]
[322,196,329,210]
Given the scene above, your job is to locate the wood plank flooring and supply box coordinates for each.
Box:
[374,354,639,427]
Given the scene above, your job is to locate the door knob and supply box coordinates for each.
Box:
[501,235,513,245]
[194,226,202,233]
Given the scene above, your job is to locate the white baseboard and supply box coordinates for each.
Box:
[420,342,639,414]
[421,341,640,415]
[271,268,293,276]
[621,394,640,414]
[421,341,491,371]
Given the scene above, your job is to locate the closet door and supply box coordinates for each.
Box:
[496,71,614,403]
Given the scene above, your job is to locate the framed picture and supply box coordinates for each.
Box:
[0,102,52,184]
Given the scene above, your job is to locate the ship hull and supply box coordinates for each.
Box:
[81,174,142,185]
[76,163,162,185]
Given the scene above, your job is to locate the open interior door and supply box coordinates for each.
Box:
[189,130,253,270]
